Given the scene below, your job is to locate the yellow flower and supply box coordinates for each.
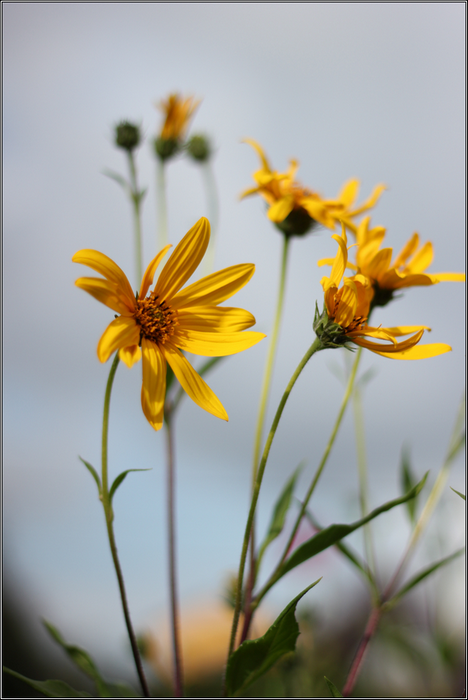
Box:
[240,139,385,237]
[315,225,452,359]
[157,93,200,141]
[73,218,265,430]
[319,217,465,307]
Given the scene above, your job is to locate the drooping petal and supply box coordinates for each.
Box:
[369,343,452,360]
[154,218,210,302]
[352,329,425,354]
[119,345,142,368]
[382,325,431,336]
[324,225,348,290]
[97,317,140,363]
[379,270,436,289]
[171,329,266,356]
[171,264,255,309]
[177,306,256,332]
[161,343,228,421]
[267,196,295,222]
[139,244,172,299]
[72,250,135,309]
[75,277,135,315]
[141,339,166,430]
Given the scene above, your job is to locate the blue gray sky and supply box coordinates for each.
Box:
[4,2,465,681]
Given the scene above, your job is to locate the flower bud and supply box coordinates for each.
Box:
[114,121,141,151]
[154,136,180,161]
[313,303,351,350]
[186,134,211,162]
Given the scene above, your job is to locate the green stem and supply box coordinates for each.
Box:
[157,159,168,250]
[254,346,362,607]
[164,415,184,698]
[224,337,322,693]
[101,354,151,698]
[201,160,219,276]
[127,151,143,285]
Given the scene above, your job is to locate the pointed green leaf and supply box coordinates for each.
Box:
[257,463,304,565]
[279,473,428,579]
[386,548,465,610]
[102,169,130,194]
[400,447,417,524]
[43,621,110,696]
[79,457,101,495]
[2,668,91,697]
[450,487,465,501]
[356,366,377,389]
[109,469,151,502]
[225,579,321,696]
[324,676,343,697]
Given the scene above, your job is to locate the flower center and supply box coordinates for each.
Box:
[134,292,179,345]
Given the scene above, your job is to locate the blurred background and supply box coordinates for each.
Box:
[3,3,465,697]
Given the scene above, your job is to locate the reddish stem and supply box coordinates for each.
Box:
[342,606,382,697]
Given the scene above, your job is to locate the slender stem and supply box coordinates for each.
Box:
[201,160,219,276]
[157,159,168,250]
[101,354,151,698]
[223,337,322,694]
[254,347,362,608]
[342,606,382,697]
[127,151,143,285]
[165,415,184,698]
[352,350,377,577]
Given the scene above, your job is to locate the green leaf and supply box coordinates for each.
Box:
[324,676,343,697]
[2,667,91,697]
[257,463,304,565]
[225,579,321,696]
[450,487,466,501]
[386,548,465,610]
[43,621,111,696]
[102,169,130,194]
[400,446,417,524]
[79,457,101,495]
[279,473,428,579]
[109,469,151,502]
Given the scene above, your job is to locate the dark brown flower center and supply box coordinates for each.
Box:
[134,292,178,345]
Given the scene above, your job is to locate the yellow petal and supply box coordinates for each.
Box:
[119,345,142,368]
[75,277,135,315]
[370,343,452,360]
[177,307,256,332]
[426,272,465,283]
[171,329,266,356]
[171,264,255,309]
[155,218,210,302]
[380,271,436,289]
[392,233,420,269]
[242,138,271,171]
[72,250,135,310]
[97,317,140,363]
[141,339,166,430]
[161,343,228,421]
[348,184,386,218]
[337,179,359,207]
[139,244,172,299]
[382,325,431,336]
[407,241,433,274]
[365,248,392,280]
[240,184,262,200]
[325,225,348,290]
[335,280,357,327]
[267,196,295,222]
[352,330,425,355]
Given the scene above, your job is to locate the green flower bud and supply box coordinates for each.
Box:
[154,136,180,161]
[274,207,318,238]
[313,302,353,350]
[115,121,141,151]
[186,134,211,162]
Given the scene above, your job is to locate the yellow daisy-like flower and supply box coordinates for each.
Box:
[157,93,200,142]
[315,225,452,360]
[73,218,265,430]
[240,139,385,237]
[319,217,465,307]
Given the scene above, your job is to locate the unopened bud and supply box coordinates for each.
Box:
[186,134,211,162]
[115,121,141,151]
[154,136,180,161]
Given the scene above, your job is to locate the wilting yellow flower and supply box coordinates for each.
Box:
[73,218,265,430]
[240,139,385,237]
[315,226,451,359]
[157,93,200,141]
[319,217,465,307]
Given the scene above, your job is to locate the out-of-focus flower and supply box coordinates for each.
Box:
[186,134,212,162]
[154,93,200,160]
[314,226,452,359]
[319,217,465,308]
[73,218,265,430]
[240,139,385,237]
[143,600,271,686]
[114,121,141,152]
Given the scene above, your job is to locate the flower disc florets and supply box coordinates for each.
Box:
[134,293,179,345]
